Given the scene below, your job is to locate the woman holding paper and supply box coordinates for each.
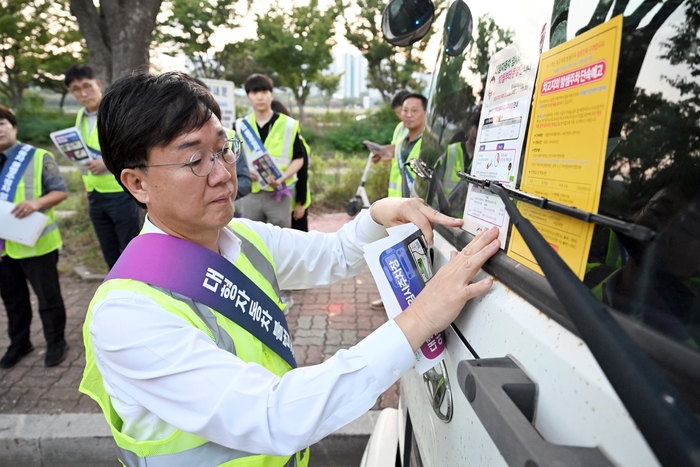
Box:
[0,105,69,369]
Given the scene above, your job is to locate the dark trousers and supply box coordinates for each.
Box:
[291,209,309,232]
[0,250,66,349]
[88,191,141,269]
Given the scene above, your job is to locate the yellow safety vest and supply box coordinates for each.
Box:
[442,143,465,198]
[237,114,299,194]
[76,108,124,193]
[388,133,422,198]
[2,146,62,259]
[80,221,309,467]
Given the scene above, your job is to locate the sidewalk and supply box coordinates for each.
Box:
[0,212,397,465]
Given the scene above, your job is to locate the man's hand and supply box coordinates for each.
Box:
[293,204,306,220]
[395,227,500,351]
[371,153,382,163]
[11,200,41,219]
[267,176,283,189]
[85,158,108,175]
[369,198,462,245]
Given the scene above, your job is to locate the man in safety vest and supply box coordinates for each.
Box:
[64,64,141,269]
[0,105,69,368]
[236,74,305,229]
[80,71,500,467]
[372,93,427,198]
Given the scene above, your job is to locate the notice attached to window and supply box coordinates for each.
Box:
[506,15,623,279]
[461,41,539,248]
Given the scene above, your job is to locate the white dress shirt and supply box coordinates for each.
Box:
[88,210,415,456]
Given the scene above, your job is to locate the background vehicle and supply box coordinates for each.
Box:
[365,0,700,465]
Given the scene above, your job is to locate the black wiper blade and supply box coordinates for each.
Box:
[463,177,700,467]
[458,172,655,242]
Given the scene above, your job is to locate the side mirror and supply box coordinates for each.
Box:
[444,0,473,56]
[382,0,435,47]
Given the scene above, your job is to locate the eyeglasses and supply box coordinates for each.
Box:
[142,138,241,177]
[68,81,97,94]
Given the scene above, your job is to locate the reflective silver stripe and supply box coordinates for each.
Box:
[280,116,296,163]
[22,151,36,201]
[388,182,399,190]
[151,286,236,354]
[40,221,58,237]
[118,441,254,467]
[235,229,283,299]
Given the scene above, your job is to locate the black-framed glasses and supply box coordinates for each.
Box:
[142,138,241,177]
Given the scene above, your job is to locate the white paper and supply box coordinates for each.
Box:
[49,127,94,171]
[0,200,48,247]
[364,223,446,374]
[462,42,539,248]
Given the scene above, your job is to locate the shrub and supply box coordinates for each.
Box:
[17,111,75,146]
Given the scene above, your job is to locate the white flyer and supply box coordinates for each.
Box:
[0,200,48,247]
[49,127,94,171]
[462,42,539,247]
[364,223,446,375]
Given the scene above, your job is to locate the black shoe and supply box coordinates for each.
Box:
[0,344,35,369]
[45,340,68,367]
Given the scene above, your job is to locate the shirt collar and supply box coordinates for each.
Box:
[142,215,242,263]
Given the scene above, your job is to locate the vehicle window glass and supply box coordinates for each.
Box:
[419,0,699,351]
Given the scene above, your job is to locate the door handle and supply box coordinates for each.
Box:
[457,357,614,466]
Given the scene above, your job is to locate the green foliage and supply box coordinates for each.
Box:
[16,107,75,146]
[315,73,342,111]
[156,0,237,78]
[323,106,399,154]
[217,40,277,87]
[0,0,83,107]
[310,153,390,209]
[254,0,341,122]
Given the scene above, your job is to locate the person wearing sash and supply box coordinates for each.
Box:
[80,71,500,467]
[64,64,141,269]
[236,74,305,229]
[0,105,69,368]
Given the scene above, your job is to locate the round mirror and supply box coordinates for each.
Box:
[382,0,435,47]
[443,0,473,57]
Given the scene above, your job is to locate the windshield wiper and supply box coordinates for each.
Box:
[461,176,700,467]
[457,172,655,242]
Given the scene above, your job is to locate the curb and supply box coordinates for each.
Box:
[0,411,379,467]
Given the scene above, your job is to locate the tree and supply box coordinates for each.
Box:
[0,0,83,107]
[215,39,278,87]
[156,0,238,79]
[254,0,341,123]
[315,72,342,112]
[69,0,163,86]
[342,0,446,102]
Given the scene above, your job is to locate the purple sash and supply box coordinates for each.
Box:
[106,234,296,368]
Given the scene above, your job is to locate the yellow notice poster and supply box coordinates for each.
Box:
[506,16,622,279]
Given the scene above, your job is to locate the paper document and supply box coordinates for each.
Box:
[364,223,446,374]
[49,127,94,170]
[0,200,48,247]
[363,140,394,160]
[252,153,284,190]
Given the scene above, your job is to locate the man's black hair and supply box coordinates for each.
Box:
[0,105,17,127]
[97,71,221,207]
[402,93,428,111]
[244,74,274,94]
[65,64,97,87]
[391,90,410,109]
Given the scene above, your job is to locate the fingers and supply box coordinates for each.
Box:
[463,277,494,301]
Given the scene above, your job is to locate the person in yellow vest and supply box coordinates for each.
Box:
[0,105,69,368]
[64,65,141,269]
[80,71,500,466]
[372,93,426,199]
[270,99,311,231]
[237,74,305,229]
